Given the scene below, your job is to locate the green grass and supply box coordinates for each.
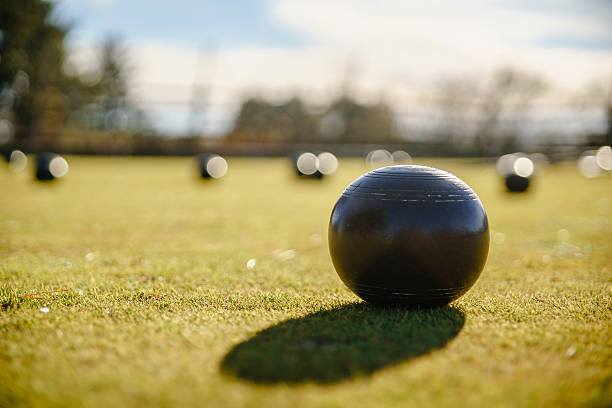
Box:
[0,156,610,408]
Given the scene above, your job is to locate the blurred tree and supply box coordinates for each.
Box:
[431,68,546,155]
[568,78,611,147]
[66,35,149,134]
[431,78,478,145]
[323,97,399,143]
[0,0,75,140]
[97,35,129,120]
[228,97,316,143]
[473,68,546,154]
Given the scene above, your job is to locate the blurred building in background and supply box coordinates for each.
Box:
[227,96,398,145]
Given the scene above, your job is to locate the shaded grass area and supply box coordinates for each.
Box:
[0,156,611,407]
[221,304,465,384]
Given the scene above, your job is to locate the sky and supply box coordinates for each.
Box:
[54,0,612,136]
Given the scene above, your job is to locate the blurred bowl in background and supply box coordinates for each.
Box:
[198,154,228,179]
[8,150,27,173]
[36,152,68,181]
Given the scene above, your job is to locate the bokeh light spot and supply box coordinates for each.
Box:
[366,149,393,169]
[0,119,14,144]
[391,150,413,164]
[317,152,338,175]
[206,156,228,179]
[296,153,318,175]
[513,157,534,177]
[49,156,69,178]
[578,155,600,178]
[595,146,612,171]
[496,153,517,176]
[9,150,27,172]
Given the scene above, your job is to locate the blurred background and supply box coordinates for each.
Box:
[0,0,611,158]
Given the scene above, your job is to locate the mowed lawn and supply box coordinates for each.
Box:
[0,156,610,408]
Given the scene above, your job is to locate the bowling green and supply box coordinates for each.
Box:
[0,156,610,407]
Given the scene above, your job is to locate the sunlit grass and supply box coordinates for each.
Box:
[1,156,610,407]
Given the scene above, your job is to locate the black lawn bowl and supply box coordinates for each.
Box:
[328,165,489,307]
[197,154,227,179]
[35,152,59,181]
[198,154,215,178]
[505,173,530,192]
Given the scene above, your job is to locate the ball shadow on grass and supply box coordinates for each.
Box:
[220,303,465,384]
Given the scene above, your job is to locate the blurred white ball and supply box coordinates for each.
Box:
[206,156,228,179]
[496,153,517,176]
[366,149,393,169]
[317,152,338,175]
[9,150,27,173]
[578,154,601,178]
[391,150,412,164]
[513,157,535,177]
[49,156,69,178]
[296,152,319,176]
[595,146,612,171]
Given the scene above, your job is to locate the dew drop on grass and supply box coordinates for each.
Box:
[275,249,296,261]
[493,232,505,245]
[308,234,323,246]
[557,229,570,242]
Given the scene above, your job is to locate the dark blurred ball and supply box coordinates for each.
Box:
[504,173,530,192]
[36,153,55,181]
[497,153,535,193]
[197,154,228,179]
[35,152,68,181]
